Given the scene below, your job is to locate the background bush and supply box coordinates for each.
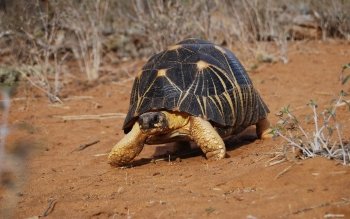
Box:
[0,0,349,92]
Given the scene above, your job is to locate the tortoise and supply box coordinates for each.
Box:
[108,38,271,166]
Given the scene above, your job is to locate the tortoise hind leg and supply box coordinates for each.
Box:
[108,122,147,166]
[189,116,226,160]
[256,118,273,139]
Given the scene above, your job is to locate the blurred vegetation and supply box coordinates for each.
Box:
[0,0,349,98]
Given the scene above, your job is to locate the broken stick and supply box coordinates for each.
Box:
[72,140,100,152]
[55,113,126,121]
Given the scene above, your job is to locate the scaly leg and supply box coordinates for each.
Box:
[189,116,226,160]
[108,122,147,166]
[256,118,273,139]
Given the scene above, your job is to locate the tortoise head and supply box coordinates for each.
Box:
[138,112,169,135]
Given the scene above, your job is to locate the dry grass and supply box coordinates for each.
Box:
[59,0,109,81]
[0,2,348,71]
[0,0,349,96]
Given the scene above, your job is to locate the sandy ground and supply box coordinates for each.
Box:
[1,40,350,218]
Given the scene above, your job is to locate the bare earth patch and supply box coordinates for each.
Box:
[2,41,350,218]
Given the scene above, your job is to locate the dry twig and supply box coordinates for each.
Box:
[274,164,294,180]
[93,153,108,157]
[112,77,135,85]
[63,96,93,101]
[40,198,57,217]
[72,140,100,152]
[55,113,126,121]
[265,152,286,167]
[324,213,345,218]
[283,198,350,217]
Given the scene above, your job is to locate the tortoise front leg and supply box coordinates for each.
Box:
[189,116,226,160]
[108,122,147,166]
[256,118,273,139]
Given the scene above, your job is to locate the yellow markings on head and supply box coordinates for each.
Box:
[167,44,182,51]
[157,69,167,77]
[214,45,226,54]
[196,60,210,71]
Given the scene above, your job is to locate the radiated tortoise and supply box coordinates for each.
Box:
[108,38,271,166]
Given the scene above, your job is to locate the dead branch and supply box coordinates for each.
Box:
[18,70,63,104]
[55,113,126,121]
[40,198,57,217]
[112,77,135,85]
[274,164,294,180]
[324,213,345,218]
[63,96,93,101]
[335,100,350,108]
[265,152,286,167]
[0,30,12,39]
[283,198,350,217]
[93,153,108,157]
[72,140,100,152]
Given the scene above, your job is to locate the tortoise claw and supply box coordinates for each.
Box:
[205,148,226,160]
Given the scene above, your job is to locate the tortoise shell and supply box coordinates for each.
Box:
[123,38,269,133]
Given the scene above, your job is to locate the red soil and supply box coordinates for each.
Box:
[1,40,350,218]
